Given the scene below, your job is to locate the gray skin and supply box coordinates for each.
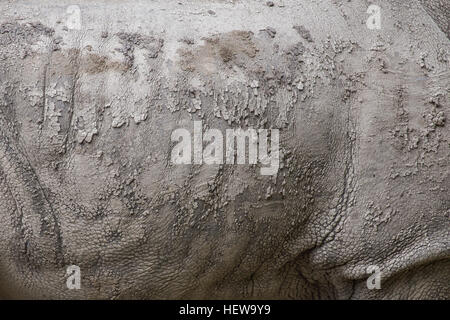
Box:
[0,0,448,299]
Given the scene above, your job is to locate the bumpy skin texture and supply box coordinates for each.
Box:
[418,0,450,38]
[0,0,448,299]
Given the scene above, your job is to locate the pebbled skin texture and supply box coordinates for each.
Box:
[418,0,450,39]
[0,0,448,299]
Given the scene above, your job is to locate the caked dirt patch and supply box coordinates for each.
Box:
[83,52,128,74]
[37,49,128,75]
[178,30,259,74]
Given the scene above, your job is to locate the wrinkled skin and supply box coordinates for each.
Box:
[0,0,448,299]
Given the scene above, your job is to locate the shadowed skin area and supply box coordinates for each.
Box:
[0,0,448,299]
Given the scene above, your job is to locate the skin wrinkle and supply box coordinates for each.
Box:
[0,112,62,249]
[0,0,449,299]
[417,0,450,38]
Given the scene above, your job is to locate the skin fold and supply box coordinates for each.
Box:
[0,0,448,299]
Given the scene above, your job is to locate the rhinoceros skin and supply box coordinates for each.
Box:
[0,0,448,299]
